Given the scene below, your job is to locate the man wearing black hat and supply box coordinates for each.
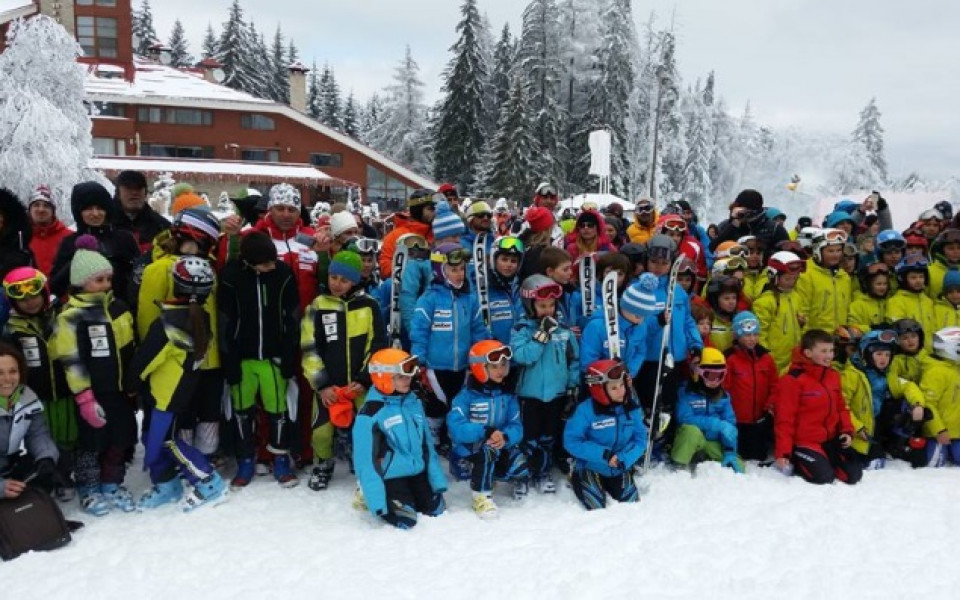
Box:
[790,216,813,241]
[709,189,789,252]
[112,170,170,254]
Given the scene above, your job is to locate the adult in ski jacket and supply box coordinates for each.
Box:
[26,187,72,277]
[564,395,647,478]
[626,202,658,245]
[0,385,59,498]
[709,190,789,252]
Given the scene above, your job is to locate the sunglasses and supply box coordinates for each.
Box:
[431,247,472,265]
[578,221,598,229]
[472,212,493,219]
[495,236,525,253]
[3,274,46,299]
[585,362,627,386]
[520,281,563,301]
[370,355,420,378]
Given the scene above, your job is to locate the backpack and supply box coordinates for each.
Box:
[0,486,72,560]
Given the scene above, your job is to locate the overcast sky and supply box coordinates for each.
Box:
[151,0,959,180]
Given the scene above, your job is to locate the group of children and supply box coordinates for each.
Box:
[4,182,960,530]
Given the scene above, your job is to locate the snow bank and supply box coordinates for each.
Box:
[6,456,960,598]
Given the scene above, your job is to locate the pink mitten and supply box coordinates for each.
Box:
[76,389,107,428]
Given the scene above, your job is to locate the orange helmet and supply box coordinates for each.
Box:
[368,349,420,395]
[468,340,512,383]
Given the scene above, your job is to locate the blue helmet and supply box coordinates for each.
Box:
[895,255,929,287]
[765,207,785,221]
[732,310,760,337]
[858,329,897,369]
[825,210,854,229]
[875,230,906,256]
[834,199,859,214]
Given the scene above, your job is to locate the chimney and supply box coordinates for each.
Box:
[288,60,309,113]
[196,57,225,84]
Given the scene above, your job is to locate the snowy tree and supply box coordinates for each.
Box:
[306,60,322,119]
[488,24,515,136]
[268,27,289,103]
[360,93,386,144]
[217,1,269,97]
[485,73,538,202]
[559,0,603,188]
[702,71,715,107]
[366,46,432,174]
[831,139,885,194]
[518,0,567,194]
[201,24,218,60]
[287,40,299,65]
[654,32,686,201]
[318,65,343,131]
[0,16,105,218]
[168,20,192,68]
[852,97,887,183]
[682,90,712,212]
[433,0,489,191]
[132,0,158,56]
[343,93,359,138]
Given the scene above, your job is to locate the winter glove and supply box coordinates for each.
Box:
[563,388,579,418]
[721,451,744,474]
[539,316,559,335]
[285,378,299,422]
[75,389,106,428]
[875,192,888,211]
[718,422,738,450]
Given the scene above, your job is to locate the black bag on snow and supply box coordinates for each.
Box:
[0,486,72,560]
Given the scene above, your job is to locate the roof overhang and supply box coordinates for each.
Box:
[0,0,36,26]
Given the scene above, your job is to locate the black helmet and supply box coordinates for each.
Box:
[619,243,647,265]
[893,318,925,351]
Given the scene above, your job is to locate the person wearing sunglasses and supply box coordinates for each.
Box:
[565,210,616,264]
[627,198,658,245]
[887,255,936,349]
[447,341,529,519]
[723,312,779,462]
[353,349,447,529]
[752,251,807,373]
[463,201,495,256]
[511,275,580,493]
[379,189,437,279]
[795,228,851,336]
[564,359,646,510]
[709,189,789,256]
[848,261,891,333]
[672,347,744,473]
[928,230,960,300]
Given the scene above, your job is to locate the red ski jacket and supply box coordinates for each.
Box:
[723,344,779,424]
[30,219,72,277]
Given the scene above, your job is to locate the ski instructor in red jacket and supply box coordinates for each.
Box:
[27,185,71,277]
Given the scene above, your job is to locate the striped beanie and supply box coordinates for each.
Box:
[432,200,465,240]
[620,274,661,317]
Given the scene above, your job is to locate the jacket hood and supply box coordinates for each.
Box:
[0,187,31,250]
[71,181,116,227]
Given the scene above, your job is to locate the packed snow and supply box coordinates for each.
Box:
[6,452,960,598]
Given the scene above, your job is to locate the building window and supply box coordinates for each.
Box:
[91,102,125,118]
[309,153,343,168]
[92,137,125,156]
[137,107,213,126]
[241,149,280,162]
[366,165,411,212]
[76,16,117,58]
[76,0,118,5]
[240,114,275,130]
[141,144,214,159]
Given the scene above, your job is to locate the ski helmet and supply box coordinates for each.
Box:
[171,256,215,302]
[646,234,678,264]
[584,359,628,406]
[619,243,647,267]
[932,327,960,363]
[2,267,47,300]
[858,329,898,369]
[943,270,960,295]
[490,235,524,270]
[715,241,748,260]
[875,230,906,256]
[857,261,891,296]
[904,230,929,252]
[893,318,925,352]
[697,347,727,387]
[824,210,855,229]
[519,274,562,318]
[171,207,221,252]
[796,226,821,251]
[368,348,420,395]
[894,255,929,287]
[732,311,760,337]
[930,229,960,262]
[430,242,471,286]
[919,208,943,223]
[711,256,747,278]
[935,201,954,222]
[811,228,847,263]
[656,214,686,235]
[468,340,512,383]
[766,251,806,283]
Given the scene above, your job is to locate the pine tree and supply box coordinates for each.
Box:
[433,0,489,191]
[318,65,343,130]
[269,26,289,103]
[168,19,192,68]
[682,91,712,212]
[852,97,887,183]
[366,46,431,174]
[217,2,268,97]
[655,31,686,201]
[488,24,515,140]
[132,0,158,56]
[360,93,385,144]
[343,92,359,138]
[306,59,322,119]
[287,40,299,64]
[702,71,715,107]
[249,24,273,99]
[485,73,537,201]
[559,0,603,187]
[201,24,218,59]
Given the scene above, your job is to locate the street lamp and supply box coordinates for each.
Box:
[649,64,672,201]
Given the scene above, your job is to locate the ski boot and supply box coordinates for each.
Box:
[231,458,255,490]
[472,491,499,520]
[100,483,136,513]
[77,485,111,517]
[182,472,228,512]
[536,474,557,494]
[54,484,76,503]
[138,478,184,510]
[273,454,300,488]
[352,485,367,511]
[512,479,529,501]
[307,458,335,491]
[449,454,473,481]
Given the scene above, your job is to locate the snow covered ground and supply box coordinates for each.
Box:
[6,455,960,599]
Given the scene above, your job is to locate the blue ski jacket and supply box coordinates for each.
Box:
[411,282,491,371]
[510,316,580,401]
[643,276,703,363]
[447,379,523,455]
[468,267,522,345]
[568,281,603,330]
[398,258,432,336]
[564,399,647,477]
[676,382,738,448]
[352,387,448,518]
[580,309,649,376]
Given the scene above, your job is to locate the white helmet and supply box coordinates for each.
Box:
[766,251,806,282]
[811,228,848,262]
[796,226,822,250]
[932,327,960,363]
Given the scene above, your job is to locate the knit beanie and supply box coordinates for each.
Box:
[468,201,492,218]
[733,311,761,337]
[70,235,113,287]
[171,192,208,216]
[733,189,764,212]
[525,206,554,234]
[240,231,278,266]
[329,250,363,284]
[330,211,358,238]
[620,273,661,317]
[267,183,301,209]
[29,185,55,211]
[432,200,465,239]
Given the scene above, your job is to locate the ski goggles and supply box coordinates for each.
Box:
[399,235,430,259]
[495,237,525,254]
[877,239,906,252]
[345,237,381,255]
[715,256,748,273]
[537,185,557,197]
[648,245,674,262]
[899,254,929,269]
[585,362,627,386]
[874,330,899,345]
[3,273,46,299]
[736,318,759,335]
[659,218,686,233]
[431,247,472,265]
[698,366,727,384]
[521,281,563,301]
[369,355,420,378]
[636,204,655,215]
[817,229,848,244]
[717,244,749,259]
[843,244,859,258]
[470,345,513,365]
[862,262,890,276]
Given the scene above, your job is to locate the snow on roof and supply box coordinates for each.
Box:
[0,0,35,25]
[89,156,353,187]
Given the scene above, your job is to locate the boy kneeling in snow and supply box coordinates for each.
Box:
[774,329,862,484]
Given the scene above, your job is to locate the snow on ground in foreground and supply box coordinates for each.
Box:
[6,457,960,599]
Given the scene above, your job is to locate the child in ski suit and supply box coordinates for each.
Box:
[385,232,429,350]
[927,229,960,301]
[568,252,631,330]
[510,275,580,493]
[887,256,936,348]
[919,327,960,467]
[705,275,741,352]
[536,246,577,334]
[934,270,960,329]
[564,359,647,510]
[752,250,806,373]
[471,236,524,345]
[447,340,529,519]
[219,232,301,489]
[302,250,387,490]
[672,347,744,472]
[773,330,862,485]
[579,273,656,378]
[2,267,76,498]
[51,239,138,515]
[353,349,447,529]
[723,312,779,461]
[848,262,891,332]
[795,228,850,334]
[133,257,227,511]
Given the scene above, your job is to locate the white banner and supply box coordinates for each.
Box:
[588,130,611,177]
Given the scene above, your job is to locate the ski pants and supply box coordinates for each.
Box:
[425,369,466,442]
[520,396,563,479]
[737,417,773,461]
[791,440,862,485]
[384,472,445,521]
[75,392,136,488]
[635,359,684,442]
[571,467,638,510]
[469,444,530,493]
[143,408,214,486]
[234,407,292,460]
[924,439,960,467]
